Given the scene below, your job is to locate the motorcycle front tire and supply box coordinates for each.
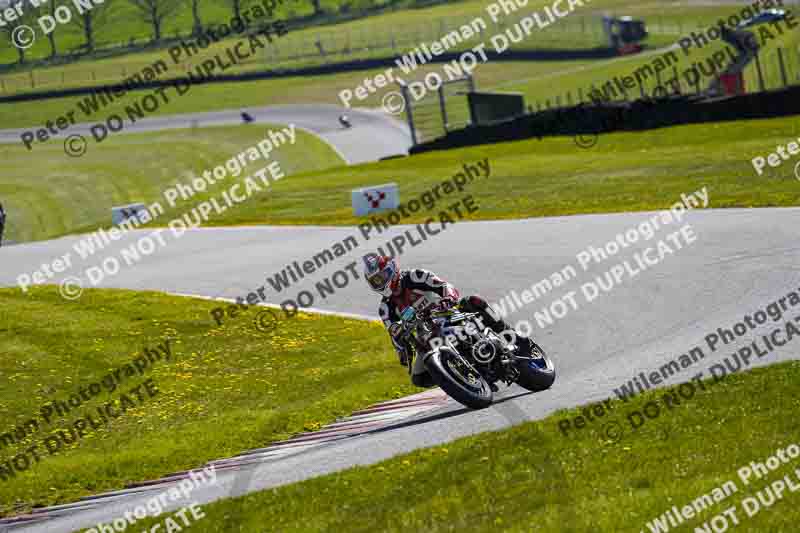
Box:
[425,347,493,409]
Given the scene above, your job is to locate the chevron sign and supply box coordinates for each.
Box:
[351,183,399,216]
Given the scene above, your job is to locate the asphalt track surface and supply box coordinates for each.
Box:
[0,104,412,164]
[1,206,799,532]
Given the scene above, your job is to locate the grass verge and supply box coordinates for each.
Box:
[123,360,800,532]
[0,286,416,518]
[0,59,589,130]
[6,115,800,244]
[1,1,785,126]
[0,124,344,243]
[1,0,728,93]
[151,114,800,226]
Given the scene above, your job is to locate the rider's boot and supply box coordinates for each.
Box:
[515,335,534,357]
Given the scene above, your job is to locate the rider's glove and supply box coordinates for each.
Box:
[388,323,409,366]
[389,322,404,339]
[438,297,457,310]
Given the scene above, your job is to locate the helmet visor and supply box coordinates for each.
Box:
[367,269,392,291]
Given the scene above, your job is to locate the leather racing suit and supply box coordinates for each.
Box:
[378,269,527,387]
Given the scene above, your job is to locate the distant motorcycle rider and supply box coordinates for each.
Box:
[362,252,532,387]
[0,202,5,248]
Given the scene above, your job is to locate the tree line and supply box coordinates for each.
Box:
[1,0,327,65]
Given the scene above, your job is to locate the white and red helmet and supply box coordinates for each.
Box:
[362,253,399,297]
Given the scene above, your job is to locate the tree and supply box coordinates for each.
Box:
[45,1,58,58]
[188,0,203,36]
[0,1,35,65]
[311,0,322,16]
[226,0,245,22]
[73,0,115,53]
[128,0,182,42]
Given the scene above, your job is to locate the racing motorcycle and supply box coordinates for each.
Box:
[339,114,352,129]
[394,295,556,409]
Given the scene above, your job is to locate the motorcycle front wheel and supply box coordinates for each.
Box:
[426,347,493,409]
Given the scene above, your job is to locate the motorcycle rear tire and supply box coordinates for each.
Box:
[514,342,556,392]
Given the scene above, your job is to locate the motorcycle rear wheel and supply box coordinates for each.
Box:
[514,341,556,392]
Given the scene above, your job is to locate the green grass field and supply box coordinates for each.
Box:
[0,0,770,95]
[120,359,800,532]
[1,8,610,95]
[742,24,800,93]
[0,0,357,67]
[4,115,800,244]
[4,25,796,143]
[490,20,800,111]
[0,59,593,130]
[0,124,344,243]
[158,116,799,228]
[0,287,416,518]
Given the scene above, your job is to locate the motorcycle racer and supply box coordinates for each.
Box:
[361,252,533,387]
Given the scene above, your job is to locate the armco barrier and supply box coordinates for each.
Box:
[410,84,800,154]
